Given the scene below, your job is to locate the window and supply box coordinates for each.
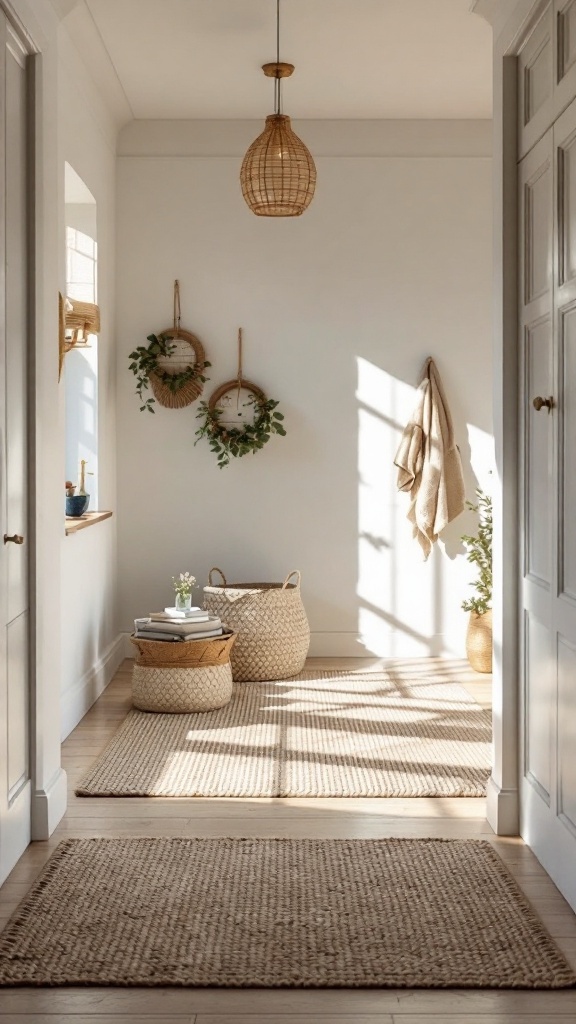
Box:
[64,163,98,509]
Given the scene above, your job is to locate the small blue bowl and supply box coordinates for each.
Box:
[66,494,90,517]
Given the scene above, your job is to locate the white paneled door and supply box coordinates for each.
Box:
[519,87,576,910]
[0,11,31,883]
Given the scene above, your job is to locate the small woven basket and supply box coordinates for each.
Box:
[149,327,207,410]
[465,610,492,674]
[130,630,236,668]
[149,372,204,409]
[203,568,310,682]
[132,662,233,713]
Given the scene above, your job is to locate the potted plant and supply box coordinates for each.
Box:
[461,489,492,673]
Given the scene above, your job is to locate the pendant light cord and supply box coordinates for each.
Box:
[237,327,243,382]
[275,0,281,115]
[173,279,181,336]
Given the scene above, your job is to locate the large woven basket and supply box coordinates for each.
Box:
[132,662,233,713]
[203,568,310,682]
[130,630,236,668]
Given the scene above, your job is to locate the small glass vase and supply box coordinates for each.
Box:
[175,592,192,611]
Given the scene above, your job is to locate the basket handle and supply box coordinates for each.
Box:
[282,570,301,590]
[208,567,227,586]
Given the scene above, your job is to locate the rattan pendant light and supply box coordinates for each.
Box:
[240,0,316,217]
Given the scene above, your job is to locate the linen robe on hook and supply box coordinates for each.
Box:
[393,356,465,559]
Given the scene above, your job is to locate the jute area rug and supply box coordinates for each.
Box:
[76,668,492,798]
[0,838,573,989]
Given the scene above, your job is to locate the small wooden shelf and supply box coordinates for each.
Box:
[65,510,113,536]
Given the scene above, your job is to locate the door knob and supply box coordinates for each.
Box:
[533,396,554,412]
[3,534,24,545]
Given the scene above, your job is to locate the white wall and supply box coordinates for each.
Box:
[116,121,493,658]
[58,19,123,737]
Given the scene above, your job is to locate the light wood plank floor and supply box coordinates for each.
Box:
[1,657,575,1024]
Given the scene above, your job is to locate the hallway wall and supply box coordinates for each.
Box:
[116,120,493,658]
[57,16,123,737]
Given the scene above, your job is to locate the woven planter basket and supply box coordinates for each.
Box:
[149,327,207,410]
[149,371,203,410]
[203,568,310,682]
[132,662,233,713]
[466,609,492,674]
[130,631,236,668]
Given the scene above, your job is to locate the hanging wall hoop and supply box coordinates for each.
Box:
[208,378,266,411]
[195,327,286,468]
[208,328,265,411]
[149,327,207,409]
[128,280,211,412]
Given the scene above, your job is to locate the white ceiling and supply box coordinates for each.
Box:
[79,0,493,121]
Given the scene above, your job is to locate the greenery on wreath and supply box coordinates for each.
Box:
[128,333,210,413]
[195,395,286,468]
[461,488,492,615]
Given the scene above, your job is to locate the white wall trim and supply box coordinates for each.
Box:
[470,0,519,34]
[31,767,67,840]
[486,777,520,835]
[485,0,549,838]
[60,633,126,740]
[119,119,493,159]
[122,632,463,661]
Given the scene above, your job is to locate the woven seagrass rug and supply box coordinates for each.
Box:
[76,668,492,798]
[0,837,574,988]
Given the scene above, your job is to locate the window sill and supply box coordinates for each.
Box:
[65,510,113,536]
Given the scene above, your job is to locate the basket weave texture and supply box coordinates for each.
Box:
[465,610,492,674]
[203,568,310,682]
[240,115,316,218]
[132,662,233,713]
[130,631,236,668]
[149,327,207,410]
[149,371,203,410]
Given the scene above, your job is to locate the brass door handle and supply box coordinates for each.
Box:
[533,396,554,412]
[3,534,24,545]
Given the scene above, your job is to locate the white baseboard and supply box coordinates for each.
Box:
[308,631,460,659]
[123,631,459,660]
[31,767,68,840]
[486,777,520,836]
[123,631,135,657]
[60,634,126,740]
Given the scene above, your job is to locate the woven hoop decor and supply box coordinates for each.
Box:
[203,568,310,682]
[208,378,266,413]
[130,631,236,669]
[466,610,492,674]
[132,662,233,713]
[149,327,206,409]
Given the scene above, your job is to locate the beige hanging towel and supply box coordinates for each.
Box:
[394,356,465,559]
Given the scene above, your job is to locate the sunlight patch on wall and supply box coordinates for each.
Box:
[357,357,436,657]
[467,422,495,494]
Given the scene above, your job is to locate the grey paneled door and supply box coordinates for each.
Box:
[0,10,31,884]
[519,84,576,911]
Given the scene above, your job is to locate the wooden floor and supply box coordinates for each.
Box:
[1,657,576,1024]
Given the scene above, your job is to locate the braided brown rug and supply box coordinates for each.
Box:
[0,837,574,988]
[76,668,492,797]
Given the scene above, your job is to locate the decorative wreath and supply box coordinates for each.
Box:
[195,378,286,468]
[128,329,210,413]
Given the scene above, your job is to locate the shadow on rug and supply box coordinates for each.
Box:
[75,668,492,798]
